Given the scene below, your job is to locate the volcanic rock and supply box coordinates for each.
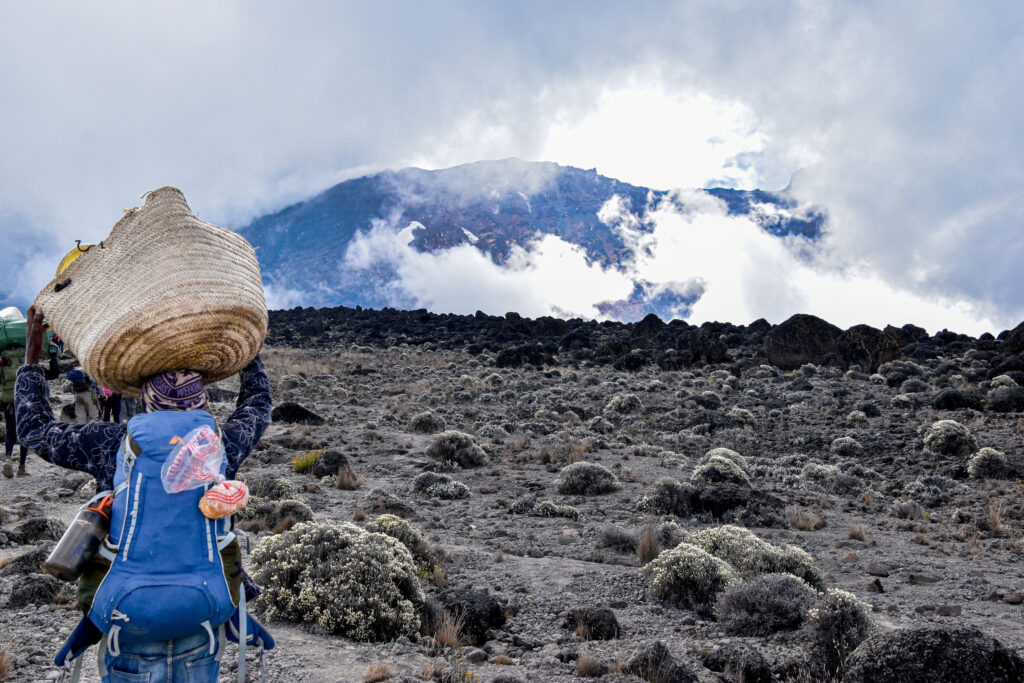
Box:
[765,314,843,369]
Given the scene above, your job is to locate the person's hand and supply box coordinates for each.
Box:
[25,306,48,365]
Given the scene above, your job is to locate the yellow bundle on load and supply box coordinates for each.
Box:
[34,187,268,396]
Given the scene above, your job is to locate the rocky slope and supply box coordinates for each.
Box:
[2,309,1024,682]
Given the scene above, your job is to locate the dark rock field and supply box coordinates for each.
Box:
[2,308,1024,682]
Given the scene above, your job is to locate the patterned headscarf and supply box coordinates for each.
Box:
[140,370,208,413]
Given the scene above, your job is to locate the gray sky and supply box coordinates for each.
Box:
[2,1,1022,332]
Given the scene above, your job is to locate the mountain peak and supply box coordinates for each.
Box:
[242,160,824,319]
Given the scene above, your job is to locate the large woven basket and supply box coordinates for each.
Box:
[34,187,268,396]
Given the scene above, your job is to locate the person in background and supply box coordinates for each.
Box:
[2,338,59,478]
[100,388,121,423]
[121,394,141,420]
[66,368,100,425]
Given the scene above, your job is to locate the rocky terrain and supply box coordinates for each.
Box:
[3,308,1024,682]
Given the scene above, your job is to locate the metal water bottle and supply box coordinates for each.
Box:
[43,494,112,581]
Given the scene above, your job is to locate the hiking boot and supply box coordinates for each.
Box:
[1,461,12,479]
[17,464,28,477]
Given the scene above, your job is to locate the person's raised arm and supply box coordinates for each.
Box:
[15,307,123,489]
[221,353,272,479]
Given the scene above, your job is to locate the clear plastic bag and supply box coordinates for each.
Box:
[160,425,225,494]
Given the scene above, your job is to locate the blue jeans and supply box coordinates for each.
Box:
[103,631,221,683]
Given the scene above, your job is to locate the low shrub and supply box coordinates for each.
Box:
[425,430,487,467]
[637,478,694,516]
[291,449,323,474]
[643,542,738,616]
[410,410,447,434]
[366,514,429,561]
[509,498,583,521]
[830,436,863,457]
[412,472,471,499]
[843,624,1024,682]
[923,420,978,457]
[968,447,1007,479]
[691,455,751,487]
[555,461,621,495]
[251,521,423,641]
[687,525,822,587]
[717,573,815,636]
[806,588,872,677]
[603,393,643,415]
[245,475,299,501]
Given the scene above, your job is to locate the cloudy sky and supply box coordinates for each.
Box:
[2,1,1022,334]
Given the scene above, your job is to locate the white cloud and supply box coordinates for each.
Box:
[341,192,1006,336]
[540,85,776,191]
[344,220,633,318]
[605,192,1007,335]
[1,1,1022,331]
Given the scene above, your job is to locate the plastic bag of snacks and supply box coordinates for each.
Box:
[160,425,224,493]
[199,480,250,520]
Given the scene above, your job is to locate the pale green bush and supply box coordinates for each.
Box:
[251,521,423,641]
[643,542,738,616]
[555,461,621,495]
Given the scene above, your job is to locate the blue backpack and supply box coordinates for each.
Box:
[55,409,274,683]
[89,410,237,651]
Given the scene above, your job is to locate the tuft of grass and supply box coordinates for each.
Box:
[493,654,511,665]
[291,449,322,474]
[848,524,866,541]
[576,654,606,677]
[421,660,444,678]
[433,610,465,649]
[636,526,662,564]
[352,509,367,522]
[510,433,531,453]
[987,498,1006,532]
[272,515,298,534]
[0,650,9,683]
[362,661,391,682]
[787,506,823,531]
[336,465,365,490]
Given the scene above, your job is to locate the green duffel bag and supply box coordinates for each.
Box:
[0,316,27,352]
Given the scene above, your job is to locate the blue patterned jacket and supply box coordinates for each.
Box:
[15,356,272,491]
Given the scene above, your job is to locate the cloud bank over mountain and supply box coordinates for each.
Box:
[335,187,1002,335]
[1,1,1021,332]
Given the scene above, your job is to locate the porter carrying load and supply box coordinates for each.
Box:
[34,186,268,396]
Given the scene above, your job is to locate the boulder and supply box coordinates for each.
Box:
[843,625,1024,682]
[765,314,843,370]
[684,326,731,365]
[271,402,326,425]
[1003,321,1024,354]
[431,588,506,646]
[562,607,620,640]
[495,344,553,368]
[311,450,351,478]
[931,388,981,411]
[986,386,1024,413]
[623,641,698,683]
[633,313,665,339]
[836,324,900,372]
[7,573,62,607]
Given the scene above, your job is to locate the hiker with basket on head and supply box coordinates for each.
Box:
[16,307,274,682]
